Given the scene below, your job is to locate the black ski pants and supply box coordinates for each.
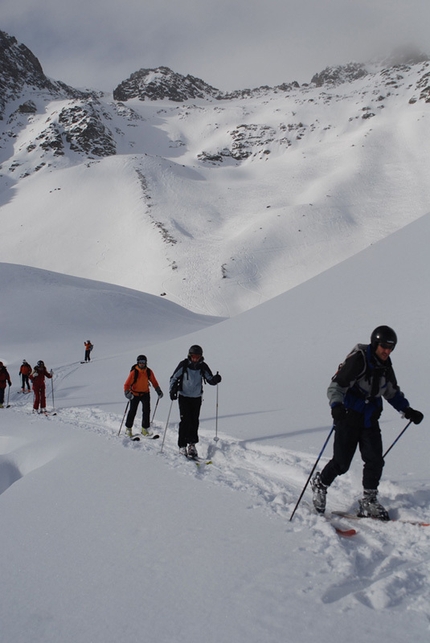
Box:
[178,395,202,447]
[21,374,30,390]
[125,393,151,429]
[320,418,384,491]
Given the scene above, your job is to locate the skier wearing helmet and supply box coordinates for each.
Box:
[169,345,221,459]
[84,340,93,362]
[19,360,32,393]
[0,362,12,407]
[123,355,163,437]
[312,326,423,521]
[30,360,53,413]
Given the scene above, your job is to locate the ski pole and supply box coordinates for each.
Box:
[118,401,130,436]
[214,382,219,442]
[151,396,160,424]
[289,425,335,522]
[383,420,412,459]
[160,399,174,454]
[50,373,56,413]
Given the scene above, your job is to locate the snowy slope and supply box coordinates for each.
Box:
[1,56,430,315]
[1,210,429,642]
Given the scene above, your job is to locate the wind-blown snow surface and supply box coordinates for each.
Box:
[1,212,430,642]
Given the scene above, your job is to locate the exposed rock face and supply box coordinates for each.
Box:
[311,63,368,87]
[113,66,222,102]
[0,30,88,117]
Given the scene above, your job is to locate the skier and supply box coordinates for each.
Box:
[311,326,423,520]
[19,360,32,393]
[124,355,163,437]
[0,362,12,408]
[84,340,93,362]
[169,345,221,458]
[30,360,53,413]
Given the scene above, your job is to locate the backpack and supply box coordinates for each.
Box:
[131,365,152,385]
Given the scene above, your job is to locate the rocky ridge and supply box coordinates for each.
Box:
[1,30,430,174]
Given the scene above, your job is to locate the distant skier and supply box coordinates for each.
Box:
[169,345,221,458]
[0,362,12,408]
[311,326,423,521]
[124,355,163,437]
[84,340,93,362]
[30,360,53,414]
[19,360,32,393]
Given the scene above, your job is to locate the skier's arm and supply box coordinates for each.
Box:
[327,351,366,407]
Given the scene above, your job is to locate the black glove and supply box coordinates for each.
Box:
[155,387,164,398]
[169,389,178,401]
[331,404,346,424]
[211,372,221,385]
[124,390,134,400]
[404,407,424,425]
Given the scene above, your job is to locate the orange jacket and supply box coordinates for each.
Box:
[124,365,159,395]
[20,363,32,376]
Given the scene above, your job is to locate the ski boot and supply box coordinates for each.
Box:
[187,443,198,459]
[311,472,327,514]
[125,427,133,438]
[141,427,153,437]
[179,446,187,456]
[358,489,390,521]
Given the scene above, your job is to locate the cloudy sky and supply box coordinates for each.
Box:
[3,0,430,92]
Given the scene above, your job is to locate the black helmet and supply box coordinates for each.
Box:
[136,355,147,363]
[370,326,397,350]
[37,360,45,367]
[188,345,203,357]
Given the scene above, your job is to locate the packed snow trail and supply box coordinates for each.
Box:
[5,391,430,618]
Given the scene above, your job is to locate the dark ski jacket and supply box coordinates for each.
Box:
[0,365,11,389]
[327,343,409,428]
[170,358,217,398]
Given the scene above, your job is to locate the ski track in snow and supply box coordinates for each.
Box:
[5,369,430,618]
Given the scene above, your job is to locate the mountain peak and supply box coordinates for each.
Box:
[0,30,91,118]
[113,66,222,102]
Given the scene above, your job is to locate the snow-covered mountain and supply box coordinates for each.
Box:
[1,29,430,643]
[1,30,430,315]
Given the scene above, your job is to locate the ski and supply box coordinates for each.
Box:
[322,516,357,537]
[32,410,57,417]
[128,433,160,441]
[305,503,357,537]
[185,454,212,466]
[332,511,430,527]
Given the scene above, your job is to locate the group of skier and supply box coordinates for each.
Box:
[123,344,221,459]
[1,325,424,520]
[0,359,53,412]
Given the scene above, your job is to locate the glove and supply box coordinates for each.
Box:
[331,404,347,424]
[211,372,221,385]
[404,407,424,425]
[8,381,12,387]
[124,390,134,400]
[169,389,178,401]
[155,387,164,398]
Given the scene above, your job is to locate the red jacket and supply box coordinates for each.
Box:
[30,366,52,388]
[20,363,32,376]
